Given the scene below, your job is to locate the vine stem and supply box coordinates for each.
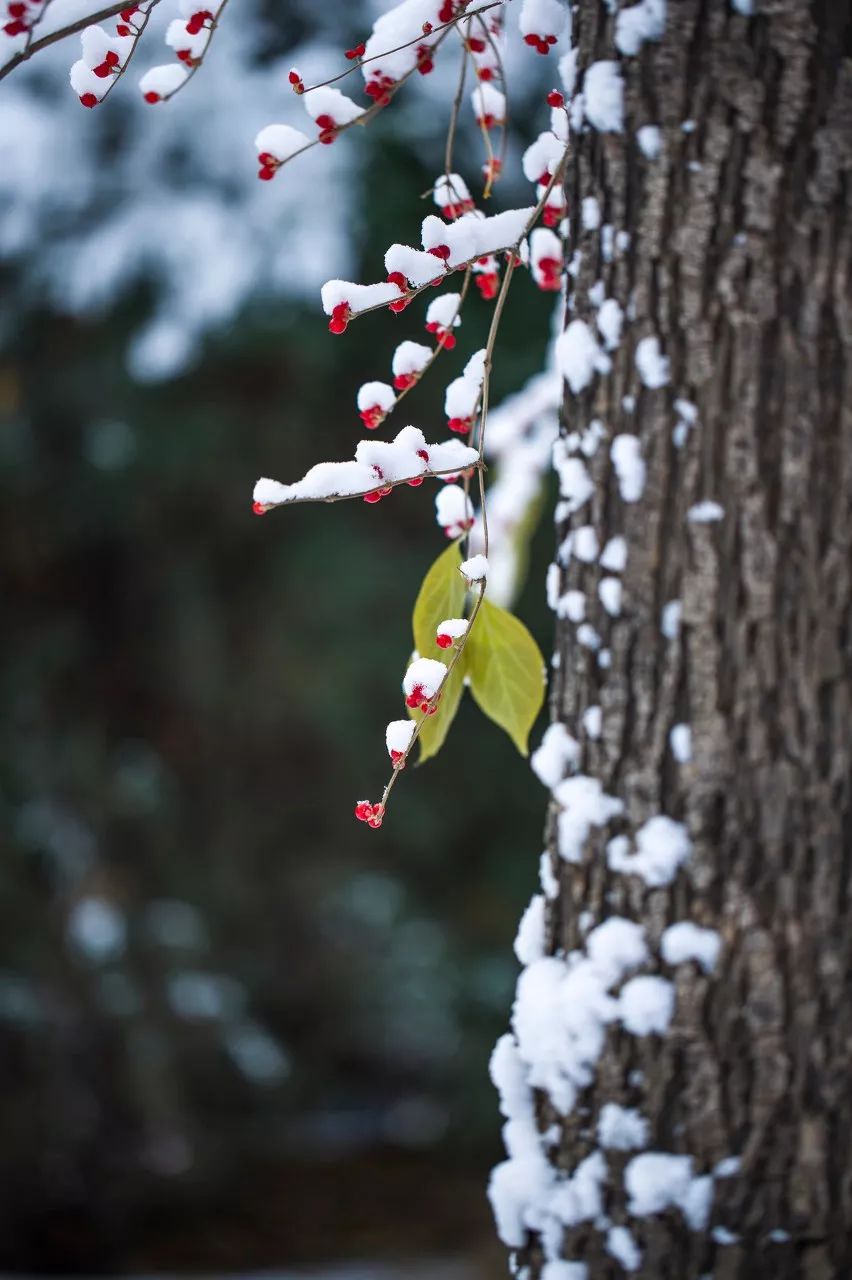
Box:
[371,151,570,820]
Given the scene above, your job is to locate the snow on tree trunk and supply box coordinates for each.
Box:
[495,2,852,1276]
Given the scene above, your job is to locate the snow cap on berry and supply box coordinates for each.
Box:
[470,82,506,128]
[302,85,364,127]
[426,293,462,331]
[139,63,189,100]
[520,0,569,52]
[321,278,400,318]
[391,339,432,381]
[435,484,474,538]
[254,123,311,164]
[385,243,445,288]
[403,657,448,701]
[435,618,469,648]
[433,172,474,218]
[386,719,416,758]
[459,554,488,582]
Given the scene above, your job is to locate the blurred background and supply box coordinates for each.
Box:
[0,1,558,1272]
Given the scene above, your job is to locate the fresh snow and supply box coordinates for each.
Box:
[598,1103,649,1151]
[607,815,692,887]
[688,501,724,523]
[661,922,721,973]
[556,321,611,393]
[610,434,646,502]
[615,0,666,56]
[583,61,624,132]
[636,124,662,159]
[619,975,675,1036]
[635,335,670,388]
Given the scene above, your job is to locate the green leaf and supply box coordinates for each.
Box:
[408,542,469,763]
[411,541,466,658]
[466,598,546,755]
[407,656,466,763]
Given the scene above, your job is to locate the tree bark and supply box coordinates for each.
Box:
[516,1,852,1276]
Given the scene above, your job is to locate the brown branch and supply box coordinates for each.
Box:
[269,1,505,179]
[298,0,507,96]
[0,0,142,82]
[255,459,484,513]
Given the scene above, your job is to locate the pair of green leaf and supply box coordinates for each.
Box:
[407,542,546,762]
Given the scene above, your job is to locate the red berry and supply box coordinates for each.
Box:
[468,36,486,52]
[143,91,161,103]
[288,69,301,84]
[428,244,451,260]
[393,373,416,391]
[407,476,424,487]
[363,490,383,504]
[422,21,433,34]
[390,749,404,767]
[354,800,372,822]
[436,633,453,649]
[416,449,429,462]
[8,2,26,16]
[366,805,384,829]
[543,205,562,227]
[3,18,27,33]
[405,685,424,709]
[315,113,335,130]
[328,302,350,334]
[437,330,456,350]
[547,90,564,107]
[93,60,112,77]
[359,406,385,430]
[79,92,99,107]
[475,272,499,300]
[344,41,366,60]
[258,166,276,181]
[477,67,493,81]
[252,501,266,515]
[116,23,131,35]
[120,6,138,19]
[105,50,119,66]
[447,416,472,435]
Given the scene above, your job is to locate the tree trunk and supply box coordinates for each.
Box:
[496,2,852,1277]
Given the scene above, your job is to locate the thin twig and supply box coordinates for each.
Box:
[98,0,160,105]
[298,0,507,96]
[375,267,472,428]
[157,0,230,102]
[256,460,484,513]
[0,0,133,81]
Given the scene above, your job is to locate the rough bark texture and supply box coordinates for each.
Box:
[534,1,852,1276]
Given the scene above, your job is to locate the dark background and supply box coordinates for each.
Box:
[0,2,557,1272]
